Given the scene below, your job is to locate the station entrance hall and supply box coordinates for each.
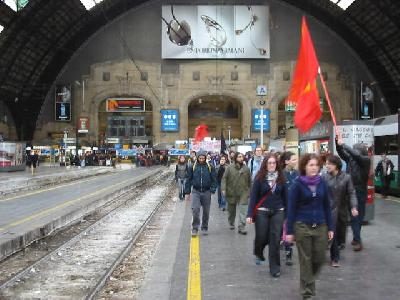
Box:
[0,1,399,299]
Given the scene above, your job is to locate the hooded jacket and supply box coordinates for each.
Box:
[185,155,217,193]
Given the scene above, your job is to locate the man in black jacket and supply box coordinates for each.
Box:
[336,138,371,251]
[375,154,395,198]
[185,150,217,236]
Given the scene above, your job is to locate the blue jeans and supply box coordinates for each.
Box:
[177,178,186,200]
[217,184,226,208]
[351,188,367,243]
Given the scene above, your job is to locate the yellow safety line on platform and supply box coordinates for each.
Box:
[0,177,98,203]
[0,177,136,231]
[187,235,202,300]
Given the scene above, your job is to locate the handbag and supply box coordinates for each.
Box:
[251,185,275,222]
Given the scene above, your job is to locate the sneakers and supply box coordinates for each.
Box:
[229,224,235,230]
[201,229,208,235]
[238,230,247,235]
[331,261,340,267]
[191,229,198,237]
[272,272,281,278]
[338,243,346,250]
[255,255,265,265]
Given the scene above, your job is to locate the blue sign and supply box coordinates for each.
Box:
[114,144,121,150]
[252,109,270,132]
[117,149,137,156]
[161,109,179,132]
[168,148,190,156]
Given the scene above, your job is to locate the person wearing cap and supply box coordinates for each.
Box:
[185,150,217,236]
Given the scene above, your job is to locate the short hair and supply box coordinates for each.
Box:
[326,154,342,171]
[298,154,321,176]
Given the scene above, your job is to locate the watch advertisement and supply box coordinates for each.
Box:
[55,85,71,121]
[162,5,270,59]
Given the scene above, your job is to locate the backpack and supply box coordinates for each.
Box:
[192,161,212,173]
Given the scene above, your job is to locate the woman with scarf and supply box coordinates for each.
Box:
[246,153,286,278]
[286,154,334,300]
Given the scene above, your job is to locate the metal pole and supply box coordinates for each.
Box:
[82,80,85,109]
[397,108,400,186]
[260,108,264,148]
[228,126,231,146]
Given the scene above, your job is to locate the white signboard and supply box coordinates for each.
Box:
[256,85,267,96]
[336,125,374,147]
[162,5,270,59]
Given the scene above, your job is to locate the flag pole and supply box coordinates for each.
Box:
[318,67,337,128]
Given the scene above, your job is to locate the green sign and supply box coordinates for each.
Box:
[17,0,29,11]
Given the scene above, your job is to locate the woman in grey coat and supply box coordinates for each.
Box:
[323,155,358,267]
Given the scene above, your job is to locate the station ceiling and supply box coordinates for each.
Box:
[0,0,399,140]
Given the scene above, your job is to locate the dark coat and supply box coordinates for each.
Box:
[185,160,217,194]
[336,142,371,191]
[375,159,395,180]
[322,172,357,226]
[247,179,287,218]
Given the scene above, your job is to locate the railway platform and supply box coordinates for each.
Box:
[139,194,400,300]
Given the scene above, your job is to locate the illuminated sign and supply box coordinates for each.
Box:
[252,109,270,132]
[106,98,146,112]
[161,109,179,132]
[55,85,71,121]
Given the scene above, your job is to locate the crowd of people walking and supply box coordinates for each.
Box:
[175,137,373,299]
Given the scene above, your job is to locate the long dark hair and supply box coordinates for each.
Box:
[255,153,285,184]
[279,151,295,169]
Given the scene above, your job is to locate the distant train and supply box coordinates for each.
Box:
[373,114,399,196]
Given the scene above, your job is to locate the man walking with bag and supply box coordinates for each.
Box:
[185,150,217,236]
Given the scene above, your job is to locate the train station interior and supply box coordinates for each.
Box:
[0,0,399,299]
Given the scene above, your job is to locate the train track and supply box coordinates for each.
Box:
[0,169,174,299]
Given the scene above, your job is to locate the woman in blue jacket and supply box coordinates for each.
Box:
[246,153,286,278]
[286,154,333,300]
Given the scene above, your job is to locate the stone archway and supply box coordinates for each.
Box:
[89,89,161,146]
[186,95,244,140]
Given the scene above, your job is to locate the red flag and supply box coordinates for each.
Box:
[194,124,209,143]
[287,16,321,133]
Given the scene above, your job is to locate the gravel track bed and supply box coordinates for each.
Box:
[0,169,175,299]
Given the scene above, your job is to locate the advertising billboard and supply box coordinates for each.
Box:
[106,98,146,112]
[0,142,25,171]
[161,109,179,132]
[162,5,270,59]
[55,85,71,121]
[252,109,270,132]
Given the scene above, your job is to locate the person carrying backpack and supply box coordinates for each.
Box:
[185,150,217,236]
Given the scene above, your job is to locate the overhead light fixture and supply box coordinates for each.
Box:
[0,25,3,34]
[80,0,104,10]
[329,0,357,10]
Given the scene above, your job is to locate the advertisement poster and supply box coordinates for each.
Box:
[360,82,374,120]
[252,109,270,132]
[161,109,179,132]
[55,85,71,121]
[106,98,145,112]
[0,142,25,169]
[162,5,270,59]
